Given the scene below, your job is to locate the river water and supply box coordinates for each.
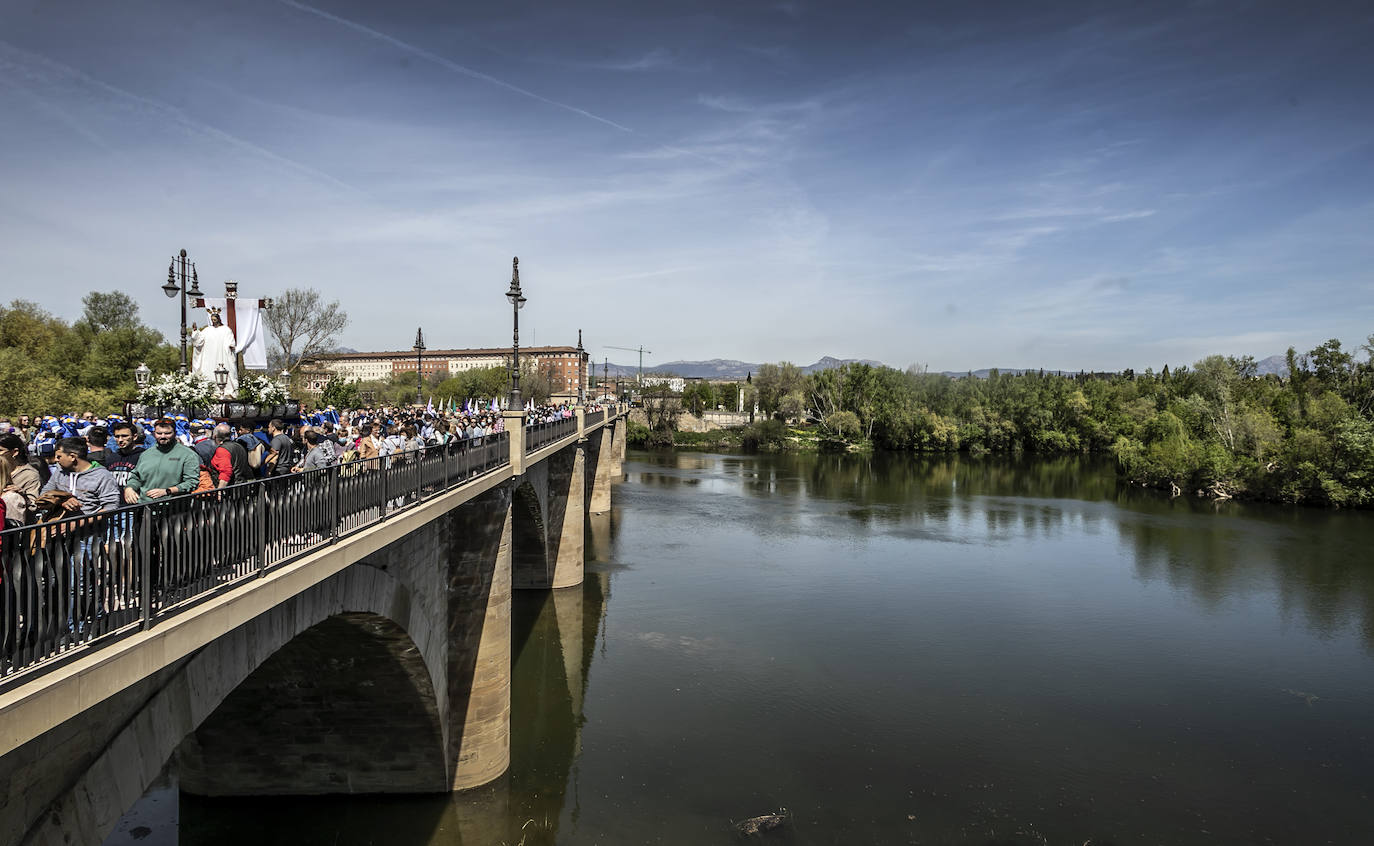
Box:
[169,450,1374,845]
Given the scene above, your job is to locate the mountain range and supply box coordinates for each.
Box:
[336,345,1294,381]
[597,356,885,380]
[601,353,1294,381]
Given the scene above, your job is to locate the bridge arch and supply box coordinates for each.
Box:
[511,476,550,588]
[176,612,446,796]
[23,561,443,846]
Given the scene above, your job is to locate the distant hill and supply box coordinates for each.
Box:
[614,357,885,380]
[1254,354,1289,377]
[594,353,1296,383]
[801,356,885,374]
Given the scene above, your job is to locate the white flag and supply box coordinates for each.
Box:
[236,301,269,370]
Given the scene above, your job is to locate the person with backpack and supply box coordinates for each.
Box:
[234,422,268,478]
[294,430,337,473]
[212,424,254,486]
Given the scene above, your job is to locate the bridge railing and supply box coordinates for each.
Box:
[0,433,512,684]
[585,409,605,427]
[525,416,578,453]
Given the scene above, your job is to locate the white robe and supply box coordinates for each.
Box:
[192,322,239,398]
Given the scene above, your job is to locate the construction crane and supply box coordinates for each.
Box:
[604,345,652,388]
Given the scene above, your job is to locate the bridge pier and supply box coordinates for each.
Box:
[587,423,613,514]
[511,441,585,591]
[446,484,515,790]
[610,417,627,477]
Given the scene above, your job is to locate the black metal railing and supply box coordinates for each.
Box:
[0,410,621,685]
[585,409,605,427]
[526,417,578,453]
[0,431,513,683]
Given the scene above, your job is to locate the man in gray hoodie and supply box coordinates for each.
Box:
[42,437,121,515]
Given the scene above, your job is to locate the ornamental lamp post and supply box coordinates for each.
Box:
[577,329,586,405]
[506,257,527,411]
[161,248,203,374]
[134,362,152,390]
[413,327,426,407]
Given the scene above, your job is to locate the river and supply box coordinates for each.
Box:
[135,450,1374,844]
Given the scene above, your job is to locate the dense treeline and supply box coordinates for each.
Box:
[743,338,1374,507]
[0,295,178,415]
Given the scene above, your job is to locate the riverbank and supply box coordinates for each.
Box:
[631,419,1369,509]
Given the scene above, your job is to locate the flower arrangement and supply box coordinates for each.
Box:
[138,372,219,409]
[238,373,287,406]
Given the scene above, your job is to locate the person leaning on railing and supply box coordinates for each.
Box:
[122,418,201,504]
[42,438,121,516]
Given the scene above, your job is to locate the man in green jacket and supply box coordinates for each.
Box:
[122,418,201,504]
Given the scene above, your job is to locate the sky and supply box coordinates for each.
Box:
[1,0,1372,373]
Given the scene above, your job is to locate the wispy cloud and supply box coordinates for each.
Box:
[277,0,636,134]
[0,40,358,192]
[592,47,703,72]
[1101,209,1156,222]
[0,74,113,152]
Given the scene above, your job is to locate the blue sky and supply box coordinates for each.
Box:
[2,0,1371,372]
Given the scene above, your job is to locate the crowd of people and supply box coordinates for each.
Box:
[0,400,606,530]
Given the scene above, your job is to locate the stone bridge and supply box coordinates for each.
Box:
[0,406,628,846]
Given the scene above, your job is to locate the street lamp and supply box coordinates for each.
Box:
[162,248,203,374]
[577,329,586,405]
[134,362,152,390]
[413,327,426,407]
[506,256,527,411]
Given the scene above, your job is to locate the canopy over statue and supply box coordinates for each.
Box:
[192,307,239,399]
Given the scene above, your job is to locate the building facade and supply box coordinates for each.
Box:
[307,346,590,400]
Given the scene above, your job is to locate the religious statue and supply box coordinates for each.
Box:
[191,307,239,399]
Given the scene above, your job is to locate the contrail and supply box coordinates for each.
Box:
[0,40,360,193]
[277,0,635,134]
[0,74,114,152]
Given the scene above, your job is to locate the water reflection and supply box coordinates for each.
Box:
[163,451,1374,844]
[635,450,1374,653]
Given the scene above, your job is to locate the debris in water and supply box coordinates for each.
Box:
[734,809,789,836]
[1282,688,1319,706]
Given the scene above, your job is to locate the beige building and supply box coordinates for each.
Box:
[308,346,589,398]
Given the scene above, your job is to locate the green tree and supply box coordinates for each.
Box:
[321,377,361,408]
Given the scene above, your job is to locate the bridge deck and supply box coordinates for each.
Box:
[0,409,622,755]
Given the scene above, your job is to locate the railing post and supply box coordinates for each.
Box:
[414,450,422,504]
[139,506,152,631]
[381,457,390,519]
[330,465,340,543]
[576,405,586,442]
[257,483,268,576]
[442,441,450,491]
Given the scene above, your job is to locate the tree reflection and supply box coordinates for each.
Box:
[638,450,1374,654]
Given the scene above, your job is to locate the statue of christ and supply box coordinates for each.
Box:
[191,307,239,399]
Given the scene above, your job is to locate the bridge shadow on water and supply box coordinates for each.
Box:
[165,523,613,846]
